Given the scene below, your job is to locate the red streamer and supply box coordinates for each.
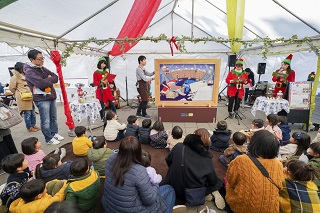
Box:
[50,50,75,130]
[109,0,161,56]
[169,36,178,56]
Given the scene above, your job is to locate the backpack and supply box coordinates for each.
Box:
[0,181,21,212]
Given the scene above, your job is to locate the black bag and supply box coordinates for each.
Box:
[185,186,206,206]
[181,145,206,206]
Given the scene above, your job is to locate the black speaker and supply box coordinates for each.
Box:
[228,55,236,67]
[257,63,266,74]
[104,56,110,70]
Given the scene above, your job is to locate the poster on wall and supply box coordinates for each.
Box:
[288,81,312,109]
[154,59,221,107]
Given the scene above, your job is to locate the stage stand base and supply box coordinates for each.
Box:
[158,106,217,123]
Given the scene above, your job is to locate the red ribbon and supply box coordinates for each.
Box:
[169,36,178,56]
[50,50,75,130]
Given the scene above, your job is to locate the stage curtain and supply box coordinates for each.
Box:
[226,0,246,53]
[109,0,161,56]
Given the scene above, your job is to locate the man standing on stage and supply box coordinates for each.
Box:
[225,58,249,118]
[136,55,154,118]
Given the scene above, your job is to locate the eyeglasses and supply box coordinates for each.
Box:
[35,57,45,61]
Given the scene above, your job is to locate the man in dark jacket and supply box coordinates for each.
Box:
[24,49,64,145]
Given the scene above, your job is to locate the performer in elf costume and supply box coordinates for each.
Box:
[225,58,249,118]
[272,54,295,98]
[93,57,117,120]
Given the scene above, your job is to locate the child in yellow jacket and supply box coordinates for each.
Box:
[9,179,67,213]
[72,126,92,156]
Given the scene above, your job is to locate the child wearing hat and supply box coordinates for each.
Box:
[272,54,296,98]
[225,58,250,118]
[93,57,117,120]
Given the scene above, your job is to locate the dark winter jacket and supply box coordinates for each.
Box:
[87,148,114,176]
[210,129,232,152]
[150,130,168,149]
[164,134,220,200]
[38,161,73,183]
[138,127,151,144]
[102,154,167,213]
[278,124,291,141]
[24,63,58,102]
[124,124,139,138]
[66,169,100,212]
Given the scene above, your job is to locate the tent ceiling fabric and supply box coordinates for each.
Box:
[0,0,319,55]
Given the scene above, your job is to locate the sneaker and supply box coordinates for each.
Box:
[68,130,76,137]
[54,133,64,141]
[47,138,61,145]
[212,190,226,210]
[172,205,187,213]
[142,114,152,119]
[136,113,142,118]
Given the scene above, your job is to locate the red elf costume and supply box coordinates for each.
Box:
[93,57,114,103]
[225,58,249,117]
[272,54,295,98]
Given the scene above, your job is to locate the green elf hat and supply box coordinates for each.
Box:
[98,57,106,62]
[235,58,244,65]
[282,54,293,65]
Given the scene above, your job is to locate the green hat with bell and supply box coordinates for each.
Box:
[235,58,244,65]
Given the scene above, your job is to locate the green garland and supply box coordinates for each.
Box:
[60,34,320,66]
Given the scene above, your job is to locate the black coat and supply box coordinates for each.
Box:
[124,124,139,138]
[210,129,232,152]
[163,134,219,200]
[138,127,151,144]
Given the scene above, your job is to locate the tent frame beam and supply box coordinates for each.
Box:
[272,0,320,35]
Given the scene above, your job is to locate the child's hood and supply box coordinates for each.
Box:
[87,148,113,162]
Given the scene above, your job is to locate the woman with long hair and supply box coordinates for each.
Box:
[93,57,116,120]
[102,136,184,213]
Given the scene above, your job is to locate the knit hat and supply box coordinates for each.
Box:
[282,54,293,65]
[98,57,106,62]
[235,58,244,65]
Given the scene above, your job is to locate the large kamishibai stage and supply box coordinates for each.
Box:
[154,59,220,123]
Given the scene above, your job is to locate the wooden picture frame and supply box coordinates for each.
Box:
[154,58,221,107]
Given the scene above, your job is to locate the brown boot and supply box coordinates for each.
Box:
[33,126,41,131]
[28,127,37,132]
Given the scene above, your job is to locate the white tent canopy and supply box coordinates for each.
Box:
[0,0,319,99]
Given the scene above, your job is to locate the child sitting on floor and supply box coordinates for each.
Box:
[88,138,114,176]
[66,158,100,212]
[278,116,291,146]
[149,120,168,149]
[167,126,185,151]
[22,137,66,171]
[240,119,264,143]
[219,132,247,167]
[138,119,152,144]
[278,132,311,161]
[210,120,232,152]
[124,115,139,138]
[141,149,162,184]
[307,142,320,188]
[35,153,73,183]
[104,110,126,142]
[0,153,32,210]
[265,114,282,141]
[9,179,67,213]
[72,126,92,156]
[279,160,320,213]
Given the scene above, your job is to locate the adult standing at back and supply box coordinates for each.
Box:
[24,49,64,145]
[136,55,154,118]
[9,62,40,132]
